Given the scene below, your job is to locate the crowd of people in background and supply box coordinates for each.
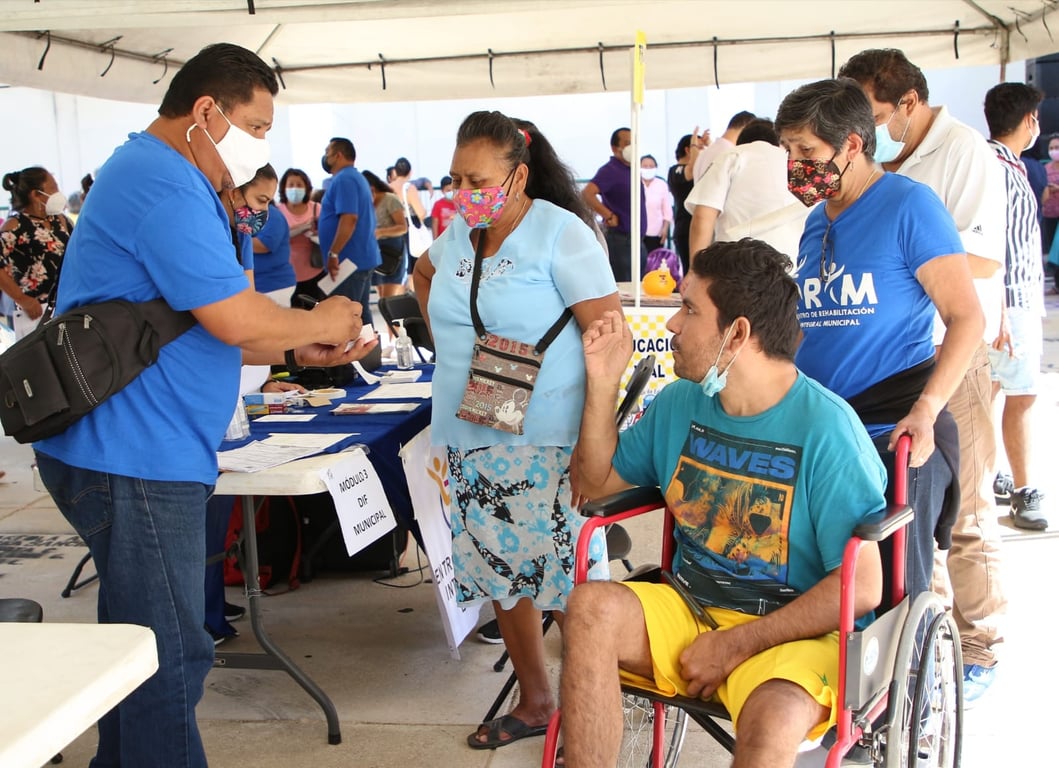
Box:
[2,40,1056,766]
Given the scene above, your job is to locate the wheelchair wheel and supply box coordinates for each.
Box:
[883,592,963,768]
[618,694,688,768]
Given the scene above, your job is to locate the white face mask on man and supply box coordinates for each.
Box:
[187,104,271,187]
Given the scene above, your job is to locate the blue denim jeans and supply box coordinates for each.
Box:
[35,452,214,768]
[333,266,375,329]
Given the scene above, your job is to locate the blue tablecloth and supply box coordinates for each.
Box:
[231,364,433,531]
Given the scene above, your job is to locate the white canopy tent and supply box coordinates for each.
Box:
[0,0,1058,105]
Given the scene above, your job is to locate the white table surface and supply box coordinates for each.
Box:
[0,622,158,768]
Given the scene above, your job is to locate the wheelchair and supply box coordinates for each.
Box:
[541,435,963,768]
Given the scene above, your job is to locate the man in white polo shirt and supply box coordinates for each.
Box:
[841,48,1007,704]
[685,118,810,260]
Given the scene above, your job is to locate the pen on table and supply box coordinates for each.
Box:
[662,569,718,630]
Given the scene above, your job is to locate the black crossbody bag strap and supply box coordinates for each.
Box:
[468,234,572,354]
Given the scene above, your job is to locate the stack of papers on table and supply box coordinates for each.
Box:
[217,433,358,472]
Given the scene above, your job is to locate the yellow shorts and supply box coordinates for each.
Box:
[619,581,840,740]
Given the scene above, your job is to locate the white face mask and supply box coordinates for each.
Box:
[40,190,67,216]
[188,105,270,187]
[641,167,657,181]
[621,145,634,164]
[1050,148,1059,162]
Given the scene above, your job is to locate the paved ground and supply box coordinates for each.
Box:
[2,294,1058,767]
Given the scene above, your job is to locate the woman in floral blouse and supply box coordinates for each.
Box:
[1,166,70,338]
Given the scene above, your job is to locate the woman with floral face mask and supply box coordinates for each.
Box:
[775,78,984,598]
[413,111,621,751]
[0,166,70,339]
[237,165,295,307]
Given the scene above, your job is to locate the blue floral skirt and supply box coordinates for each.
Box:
[446,445,609,612]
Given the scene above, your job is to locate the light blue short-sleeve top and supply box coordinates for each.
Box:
[428,199,616,449]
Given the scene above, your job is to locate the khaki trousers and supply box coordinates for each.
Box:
[932,343,1007,666]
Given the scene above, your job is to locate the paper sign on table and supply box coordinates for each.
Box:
[318,452,397,556]
[254,414,317,423]
[358,382,433,400]
[261,433,356,449]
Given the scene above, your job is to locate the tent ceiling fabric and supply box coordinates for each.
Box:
[1,0,1057,104]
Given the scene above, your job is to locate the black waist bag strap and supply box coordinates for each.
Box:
[0,298,195,444]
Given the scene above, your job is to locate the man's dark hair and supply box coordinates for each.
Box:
[691,239,800,361]
[610,127,631,148]
[838,48,930,106]
[394,157,412,177]
[456,110,593,227]
[727,111,757,131]
[158,43,278,118]
[984,82,1044,139]
[440,175,453,187]
[278,167,313,204]
[675,134,692,161]
[775,79,877,159]
[736,118,779,146]
[330,137,356,162]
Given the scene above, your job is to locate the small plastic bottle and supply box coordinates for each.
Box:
[395,320,414,370]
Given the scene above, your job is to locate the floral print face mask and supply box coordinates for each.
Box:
[234,205,268,236]
[786,152,848,207]
[453,167,517,229]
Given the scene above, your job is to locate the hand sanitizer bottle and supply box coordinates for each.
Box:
[395,319,414,370]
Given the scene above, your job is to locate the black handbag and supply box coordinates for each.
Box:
[375,237,405,276]
[0,299,195,443]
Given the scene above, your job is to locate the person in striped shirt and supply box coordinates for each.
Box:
[983,83,1048,534]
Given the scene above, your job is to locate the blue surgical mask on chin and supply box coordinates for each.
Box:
[874,106,910,163]
[699,326,741,397]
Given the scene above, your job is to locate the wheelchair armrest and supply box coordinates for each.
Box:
[582,486,666,518]
[851,503,913,542]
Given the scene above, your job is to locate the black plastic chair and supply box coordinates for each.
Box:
[378,293,434,363]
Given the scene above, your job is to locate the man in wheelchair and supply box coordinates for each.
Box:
[561,239,889,767]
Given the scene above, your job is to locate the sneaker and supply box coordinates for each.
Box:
[475,618,503,645]
[207,626,238,647]
[1010,487,1048,531]
[963,663,996,706]
[224,601,246,622]
[993,472,1014,505]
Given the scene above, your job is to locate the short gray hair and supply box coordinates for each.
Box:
[775,78,877,159]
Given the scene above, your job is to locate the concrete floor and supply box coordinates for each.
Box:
[3,294,1059,767]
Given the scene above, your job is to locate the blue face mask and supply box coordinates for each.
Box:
[286,187,306,204]
[874,105,910,163]
[699,325,741,397]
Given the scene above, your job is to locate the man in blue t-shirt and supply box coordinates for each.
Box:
[560,240,886,768]
[581,127,648,283]
[32,44,375,768]
[319,136,381,328]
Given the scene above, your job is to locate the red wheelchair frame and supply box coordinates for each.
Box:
[542,435,963,768]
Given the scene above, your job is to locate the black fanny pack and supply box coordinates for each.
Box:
[0,299,194,444]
